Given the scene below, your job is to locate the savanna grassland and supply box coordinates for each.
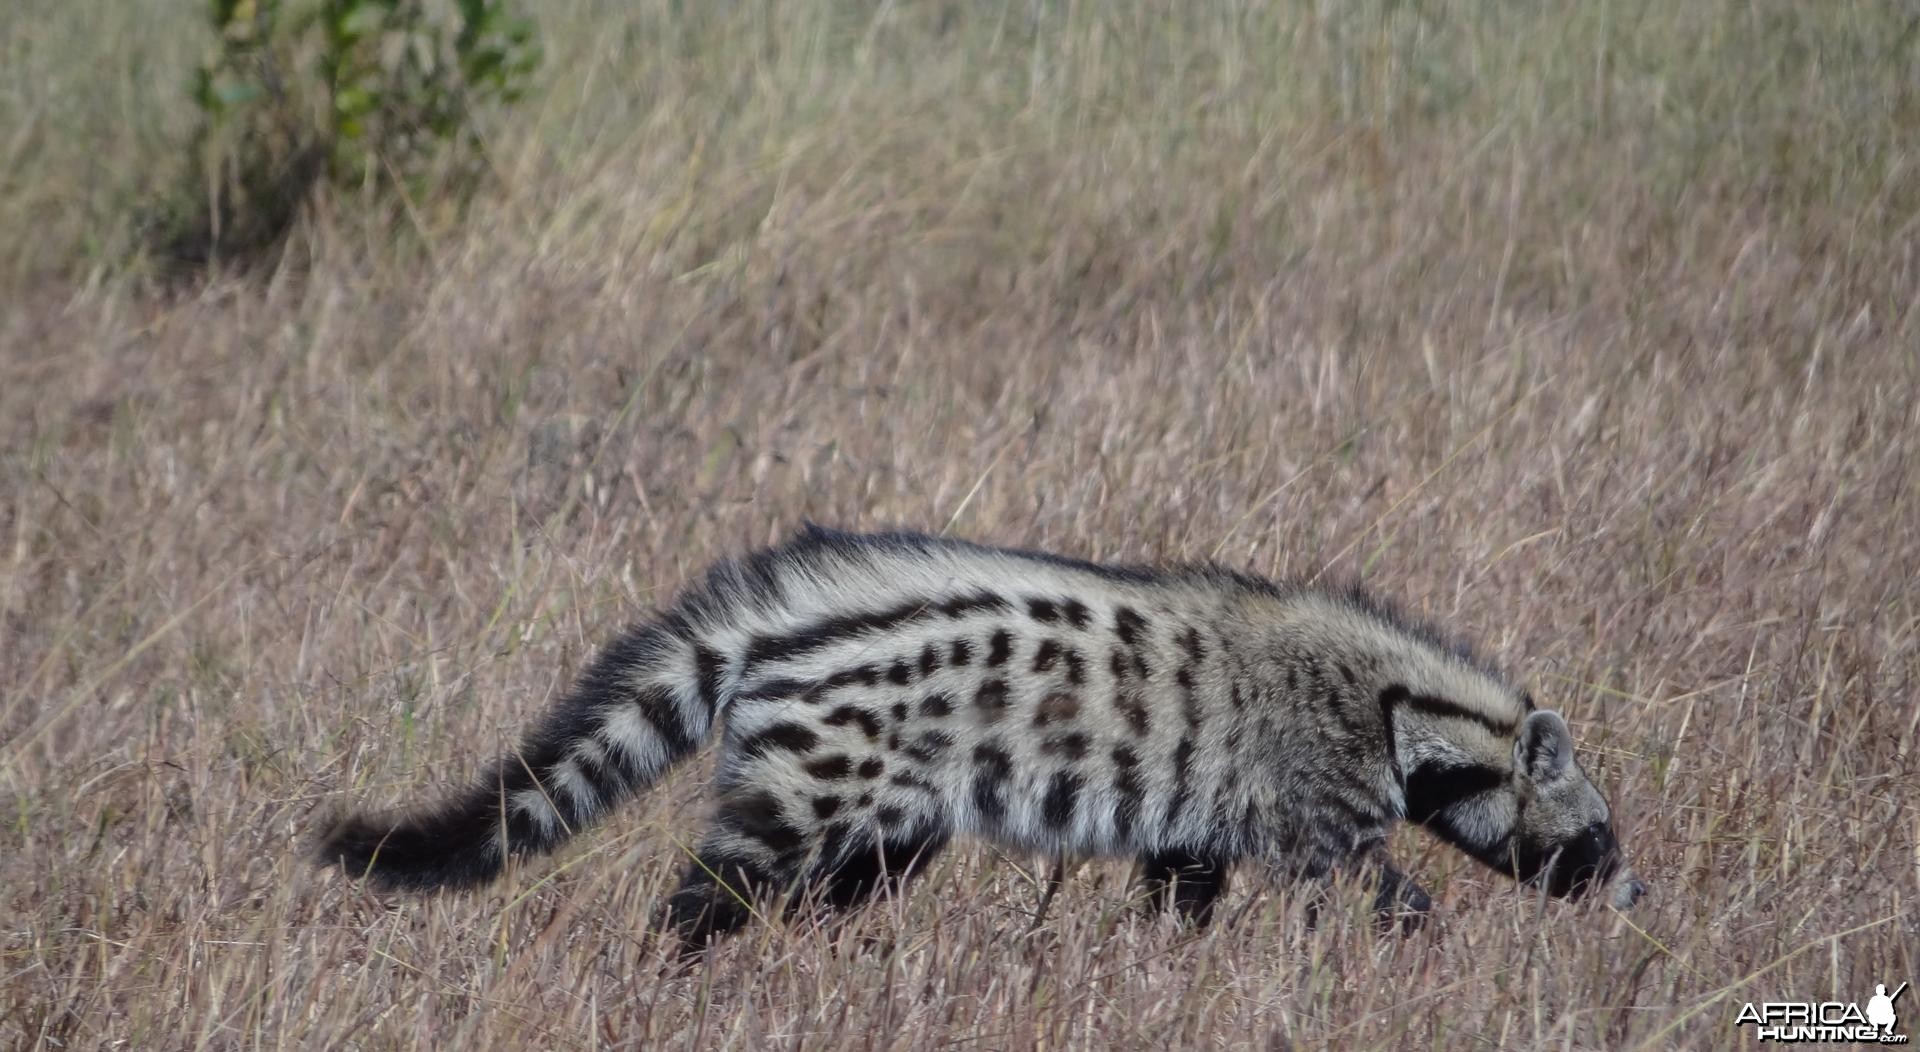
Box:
[3,1,1917,1048]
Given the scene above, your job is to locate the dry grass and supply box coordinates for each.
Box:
[3,1,1918,1048]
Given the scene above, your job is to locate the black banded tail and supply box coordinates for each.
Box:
[317,617,721,891]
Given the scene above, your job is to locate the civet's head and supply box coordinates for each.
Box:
[1508,710,1644,906]
[1487,709,1644,908]
[1403,689,1645,909]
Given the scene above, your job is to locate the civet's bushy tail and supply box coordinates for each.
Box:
[317,608,728,890]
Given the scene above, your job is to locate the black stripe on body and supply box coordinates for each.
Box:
[1163,737,1197,830]
[1063,647,1086,685]
[1176,665,1202,729]
[971,743,1013,821]
[692,643,726,713]
[746,593,1001,668]
[1377,686,1405,783]
[1403,761,1508,825]
[735,677,815,704]
[738,721,821,759]
[1042,771,1082,831]
[1389,685,1519,735]
[1112,746,1145,842]
[940,591,1010,618]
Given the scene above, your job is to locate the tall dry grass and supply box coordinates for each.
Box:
[2,1,1916,1048]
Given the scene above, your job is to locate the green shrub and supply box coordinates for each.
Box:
[160,0,538,265]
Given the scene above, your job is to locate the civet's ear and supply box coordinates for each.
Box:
[1515,710,1574,782]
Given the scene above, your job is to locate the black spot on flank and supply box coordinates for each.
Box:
[1339,663,1358,686]
[1109,648,1128,680]
[826,664,882,689]
[1131,653,1152,680]
[876,805,907,828]
[805,754,852,780]
[950,639,974,666]
[824,705,884,740]
[887,732,902,751]
[920,692,954,718]
[813,796,843,820]
[1028,598,1060,623]
[939,590,1010,618]
[974,678,1013,720]
[1034,691,1081,726]
[889,772,935,795]
[891,702,909,723]
[1177,667,1203,729]
[987,630,1013,667]
[693,643,726,713]
[728,792,804,853]
[973,743,1014,779]
[972,776,1005,822]
[1404,762,1507,826]
[1177,626,1205,662]
[1114,607,1147,646]
[902,730,955,764]
[739,721,821,759]
[887,660,912,686]
[1115,689,1151,737]
[1042,771,1082,831]
[971,744,1012,822]
[1064,647,1086,685]
[1229,681,1247,710]
[858,758,885,779]
[1042,732,1090,760]
[919,643,941,679]
[1033,639,1062,672]
[1062,599,1092,629]
[857,792,874,808]
[1286,666,1298,692]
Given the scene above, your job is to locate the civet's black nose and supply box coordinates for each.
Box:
[1625,878,1649,907]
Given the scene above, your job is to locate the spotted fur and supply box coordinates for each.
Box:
[317,525,1643,943]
